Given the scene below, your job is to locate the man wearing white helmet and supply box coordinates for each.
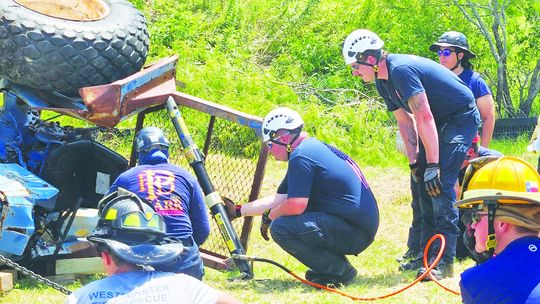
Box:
[225,107,379,286]
[343,29,480,279]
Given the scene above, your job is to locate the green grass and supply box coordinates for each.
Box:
[0,138,532,303]
[0,156,485,304]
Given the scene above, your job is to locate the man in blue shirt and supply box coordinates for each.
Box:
[108,126,210,279]
[226,107,379,286]
[343,29,480,279]
[455,156,540,304]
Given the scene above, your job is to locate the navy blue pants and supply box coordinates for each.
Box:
[154,236,205,280]
[417,105,480,264]
[270,211,374,276]
[407,175,433,256]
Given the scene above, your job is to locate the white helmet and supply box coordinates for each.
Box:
[342,29,384,65]
[262,107,304,142]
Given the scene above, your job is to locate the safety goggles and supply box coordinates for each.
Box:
[437,49,457,57]
[265,132,288,149]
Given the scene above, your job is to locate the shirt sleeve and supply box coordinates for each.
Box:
[188,180,211,246]
[391,65,425,102]
[471,74,492,98]
[286,156,315,198]
[277,173,288,194]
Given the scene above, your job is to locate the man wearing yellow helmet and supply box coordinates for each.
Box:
[455,156,540,304]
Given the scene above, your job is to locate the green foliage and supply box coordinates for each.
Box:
[127,0,538,165]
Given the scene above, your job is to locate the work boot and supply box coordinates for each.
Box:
[396,249,420,262]
[398,257,424,271]
[416,262,454,281]
[305,266,357,286]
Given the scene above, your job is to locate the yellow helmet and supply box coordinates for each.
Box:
[456,156,540,208]
[455,156,540,231]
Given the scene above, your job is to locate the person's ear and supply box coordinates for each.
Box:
[458,52,465,60]
[495,220,510,233]
[101,251,113,266]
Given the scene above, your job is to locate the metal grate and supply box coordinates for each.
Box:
[491,117,537,139]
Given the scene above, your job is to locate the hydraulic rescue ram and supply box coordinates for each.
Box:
[165,96,253,279]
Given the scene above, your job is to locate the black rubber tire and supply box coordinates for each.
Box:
[0,0,149,96]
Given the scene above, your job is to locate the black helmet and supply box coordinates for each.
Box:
[89,189,182,266]
[135,126,170,153]
[429,31,476,58]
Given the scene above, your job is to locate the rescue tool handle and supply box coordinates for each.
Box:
[165,97,252,279]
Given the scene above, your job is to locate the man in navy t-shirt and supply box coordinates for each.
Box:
[108,126,210,280]
[226,107,379,286]
[455,156,540,304]
[343,29,480,279]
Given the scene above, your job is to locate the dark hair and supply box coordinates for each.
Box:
[94,243,128,266]
[456,48,474,70]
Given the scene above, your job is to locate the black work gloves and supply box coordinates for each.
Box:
[260,210,272,241]
[409,162,423,183]
[222,196,240,220]
[424,163,443,197]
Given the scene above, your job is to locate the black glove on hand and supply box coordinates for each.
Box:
[260,210,272,241]
[222,196,240,220]
[424,163,443,197]
[409,162,423,183]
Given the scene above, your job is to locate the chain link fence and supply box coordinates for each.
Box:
[130,103,267,266]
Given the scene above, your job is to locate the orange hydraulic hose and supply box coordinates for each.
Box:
[235,233,461,301]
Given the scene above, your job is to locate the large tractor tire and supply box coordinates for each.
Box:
[0,0,149,96]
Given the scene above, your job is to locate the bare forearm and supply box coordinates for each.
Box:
[394,109,418,164]
[477,95,495,148]
[268,197,308,220]
[408,93,439,163]
[480,116,494,148]
[240,194,285,216]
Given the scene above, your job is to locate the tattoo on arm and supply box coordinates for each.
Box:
[408,94,426,112]
[407,126,417,146]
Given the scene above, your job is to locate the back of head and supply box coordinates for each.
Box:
[89,189,182,266]
[135,126,170,164]
[342,29,384,65]
[262,107,304,143]
[136,126,170,153]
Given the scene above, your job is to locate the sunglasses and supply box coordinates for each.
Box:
[437,49,457,57]
[266,133,288,149]
[471,210,488,224]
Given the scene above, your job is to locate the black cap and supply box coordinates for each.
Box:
[429,31,476,58]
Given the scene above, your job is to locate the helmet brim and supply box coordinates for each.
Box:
[429,42,476,58]
[88,236,183,266]
[455,193,540,209]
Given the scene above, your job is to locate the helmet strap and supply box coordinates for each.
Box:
[271,128,302,160]
[485,200,499,257]
[450,51,462,71]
